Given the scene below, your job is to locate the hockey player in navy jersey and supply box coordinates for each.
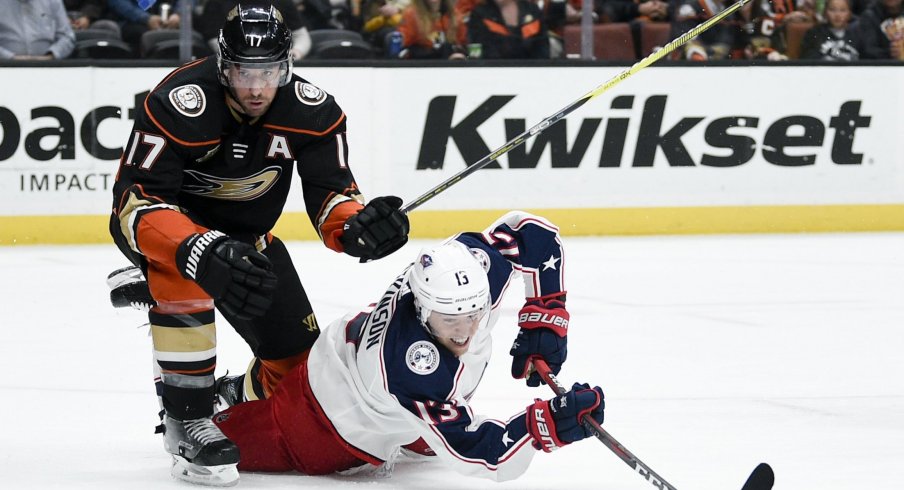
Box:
[207,211,605,481]
[107,2,408,485]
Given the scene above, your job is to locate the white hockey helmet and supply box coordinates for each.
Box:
[409,241,490,331]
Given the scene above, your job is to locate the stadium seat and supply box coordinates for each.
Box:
[563,23,636,61]
[783,21,814,59]
[75,28,120,43]
[72,38,134,59]
[144,39,213,59]
[140,29,207,58]
[639,21,672,57]
[308,30,375,59]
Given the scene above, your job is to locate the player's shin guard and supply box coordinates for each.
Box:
[150,308,239,485]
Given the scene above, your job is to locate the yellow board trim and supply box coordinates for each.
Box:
[2,204,904,245]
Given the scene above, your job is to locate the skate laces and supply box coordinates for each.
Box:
[184,418,228,445]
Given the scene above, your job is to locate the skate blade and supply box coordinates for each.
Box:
[106,266,144,289]
[171,455,239,487]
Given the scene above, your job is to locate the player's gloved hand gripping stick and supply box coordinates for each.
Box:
[341,196,410,262]
[511,297,569,387]
[532,359,775,490]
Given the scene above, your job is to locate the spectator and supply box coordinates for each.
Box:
[0,0,75,60]
[536,0,581,58]
[299,0,359,30]
[361,0,405,52]
[745,0,816,60]
[196,0,312,60]
[595,0,669,23]
[467,0,551,59]
[65,0,121,35]
[398,0,466,58]
[800,0,862,60]
[593,0,670,59]
[673,0,746,59]
[858,0,904,59]
[106,0,186,54]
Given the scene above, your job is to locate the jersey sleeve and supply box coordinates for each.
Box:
[386,351,537,481]
[454,210,566,301]
[286,90,364,252]
[111,76,212,264]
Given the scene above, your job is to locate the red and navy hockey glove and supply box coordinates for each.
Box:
[176,230,278,320]
[510,297,569,387]
[526,382,605,452]
[340,196,410,262]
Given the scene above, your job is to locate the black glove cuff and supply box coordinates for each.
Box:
[176,230,227,281]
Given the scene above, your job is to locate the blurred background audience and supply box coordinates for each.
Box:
[5,0,903,62]
[0,0,75,60]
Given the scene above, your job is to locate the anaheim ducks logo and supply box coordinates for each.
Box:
[295,82,327,106]
[182,166,282,201]
[169,84,206,117]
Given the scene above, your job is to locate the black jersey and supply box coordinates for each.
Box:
[111,57,363,262]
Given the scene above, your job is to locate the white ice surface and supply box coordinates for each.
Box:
[1,233,902,489]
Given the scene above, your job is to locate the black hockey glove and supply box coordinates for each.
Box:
[510,298,569,387]
[340,196,410,262]
[527,382,604,452]
[175,230,278,320]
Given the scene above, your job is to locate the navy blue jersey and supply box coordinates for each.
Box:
[307,211,566,481]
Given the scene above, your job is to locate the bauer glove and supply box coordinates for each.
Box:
[340,196,409,262]
[527,382,604,452]
[176,230,278,320]
[510,297,569,387]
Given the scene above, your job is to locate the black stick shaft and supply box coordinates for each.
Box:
[534,359,679,490]
[400,0,753,215]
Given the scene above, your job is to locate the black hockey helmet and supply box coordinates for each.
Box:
[217,2,293,88]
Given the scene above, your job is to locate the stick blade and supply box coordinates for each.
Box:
[741,463,774,490]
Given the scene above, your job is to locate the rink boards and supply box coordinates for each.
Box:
[0,64,902,244]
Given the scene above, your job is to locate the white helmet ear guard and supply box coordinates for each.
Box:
[408,241,491,330]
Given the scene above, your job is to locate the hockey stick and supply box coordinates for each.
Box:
[401,0,752,214]
[532,359,774,490]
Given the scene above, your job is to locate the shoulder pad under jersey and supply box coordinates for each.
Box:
[262,75,346,137]
[142,57,227,147]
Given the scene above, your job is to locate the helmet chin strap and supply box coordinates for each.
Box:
[414,302,436,337]
[225,86,242,112]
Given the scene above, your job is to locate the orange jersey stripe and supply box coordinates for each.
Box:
[143,59,221,148]
[144,98,222,148]
[152,58,206,92]
[263,112,347,136]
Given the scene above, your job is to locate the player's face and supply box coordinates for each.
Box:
[427,308,486,357]
[825,0,851,28]
[224,63,283,117]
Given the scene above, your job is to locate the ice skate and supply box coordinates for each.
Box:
[161,415,240,487]
[214,373,245,408]
[107,266,156,311]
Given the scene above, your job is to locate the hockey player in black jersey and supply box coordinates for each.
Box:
[108,2,408,486]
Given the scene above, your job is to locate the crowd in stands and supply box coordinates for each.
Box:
[1,0,902,61]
